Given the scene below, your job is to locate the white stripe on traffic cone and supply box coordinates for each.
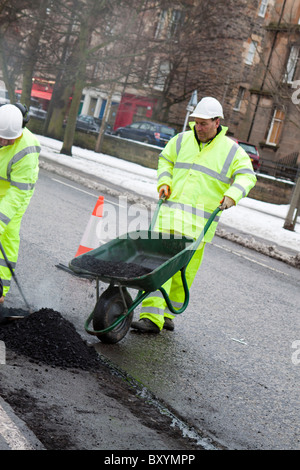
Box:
[75,196,104,257]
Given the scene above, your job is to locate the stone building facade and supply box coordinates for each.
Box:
[80,0,299,176]
[231,0,300,174]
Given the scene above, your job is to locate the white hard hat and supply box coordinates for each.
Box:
[0,104,23,139]
[190,97,224,119]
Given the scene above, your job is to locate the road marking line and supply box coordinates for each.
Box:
[231,337,248,345]
[0,403,34,450]
[213,243,289,276]
[0,341,5,364]
[51,178,98,197]
[51,178,124,207]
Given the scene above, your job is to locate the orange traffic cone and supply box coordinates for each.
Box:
[75,196,104,257]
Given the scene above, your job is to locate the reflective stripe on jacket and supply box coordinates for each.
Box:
[156,123,256,242]
[0,127,40,234]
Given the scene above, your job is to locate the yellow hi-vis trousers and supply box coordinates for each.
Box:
[0,208,24,297]
[139,242,206,330]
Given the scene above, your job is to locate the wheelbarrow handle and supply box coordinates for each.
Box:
[159,266,190,315]
[149,198,222,235]
[154,205,223,316]
[148,196,165,231]
[192,205,223,251]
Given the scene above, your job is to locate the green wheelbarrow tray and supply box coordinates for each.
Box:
[68,201,222,339]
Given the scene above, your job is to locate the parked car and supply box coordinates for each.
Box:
[0,89,9,106]
[93,116,113,134]
[63,114,112,135]
[114,121,177,147]
[230,137,260,171]
[28,106,47,120]
[75,115,100,133]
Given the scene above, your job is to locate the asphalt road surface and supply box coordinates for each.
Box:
[0,166,299,451]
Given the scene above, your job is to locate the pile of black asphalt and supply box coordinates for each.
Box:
[0,308,101,370]
[71,255,152,279]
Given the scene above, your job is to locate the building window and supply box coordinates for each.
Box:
[135,105,148,119]
[168,9,182,37]
[233,87,246,111]
[154,61,170,91]
[258,0,268,18]
[283,46,299,84]
[266,109,285,146]
[155,10,167,39]
[245,40,257,65]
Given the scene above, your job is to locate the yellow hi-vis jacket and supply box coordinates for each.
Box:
[0,127,40,235]
[156,123,257,242]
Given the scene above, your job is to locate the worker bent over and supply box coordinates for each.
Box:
[0,104,40,303]
[131,97,257,334]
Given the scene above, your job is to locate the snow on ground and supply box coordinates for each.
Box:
[38,135,300,254]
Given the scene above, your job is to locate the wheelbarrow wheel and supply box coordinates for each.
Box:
[92,285,133,344]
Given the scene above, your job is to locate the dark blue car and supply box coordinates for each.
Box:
[115,121,176,147]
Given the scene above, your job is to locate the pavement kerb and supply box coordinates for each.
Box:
[0,396,45,450]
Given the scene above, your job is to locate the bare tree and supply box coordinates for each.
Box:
[0,0,32,100]
[20,0,50,107]
[137,0,262,125]
[1,0,262,152]
[59,0,156,155]
[43,2,78,137]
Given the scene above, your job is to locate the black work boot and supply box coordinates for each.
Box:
[131,318,160,334]
[163,317,175,331]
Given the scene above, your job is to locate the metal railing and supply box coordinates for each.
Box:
[259,157,299,182]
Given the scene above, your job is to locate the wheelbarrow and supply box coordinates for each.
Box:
[68,199,222,344]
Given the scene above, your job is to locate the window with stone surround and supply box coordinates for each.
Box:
[154,61,170,90]
[233,86,246,111]
[154,8,183,39]
[168,9,183,38]
[258,0,268,18]
[283,46,299,84]
[154,10,167,39]
[266,109,285,146]
[245,40,257,65]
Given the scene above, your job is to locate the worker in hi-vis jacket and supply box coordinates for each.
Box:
[131,97,257,334]
[0,104,40,303]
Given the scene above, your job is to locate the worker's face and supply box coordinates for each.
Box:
[0,138,16,147]
[194,118,220,143]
